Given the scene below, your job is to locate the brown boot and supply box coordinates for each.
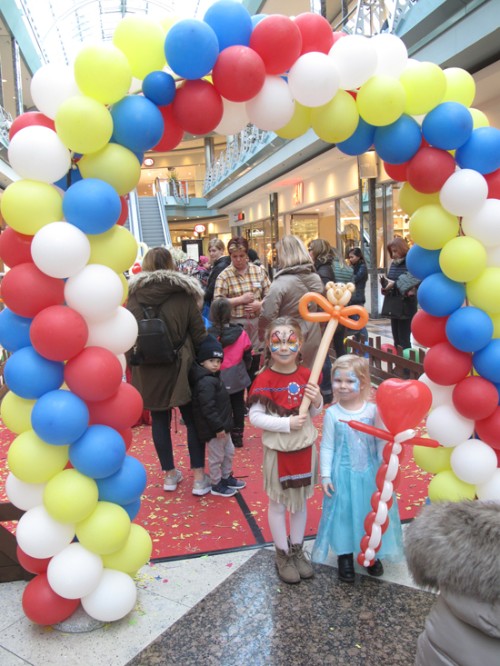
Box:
[290,541,314,579]
[275,547,300,584]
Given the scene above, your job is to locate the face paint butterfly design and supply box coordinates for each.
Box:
[270,329,300,353]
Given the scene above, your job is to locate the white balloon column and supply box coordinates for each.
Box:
[0,0,498,624]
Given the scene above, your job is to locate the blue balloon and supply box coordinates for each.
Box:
[96,455,147,505]
[422,102,473,150]
[62,178,121,234]
[417,273,466,317]
[0,308,32,352]
[31,389,89,445]
[204,0,252,50]
[455,127,500,175]
[142,71,176,107]
[406,245,441,280]
[165,19,219,80]
[120,498,141,521]
[373,115,422,164]
[473,340,500,383]
[111,96,164,153]
[53,166,82,191]
[445,306,493,353]
[336,118,376,156]
[70,425,126,479]
[4,347,64,399]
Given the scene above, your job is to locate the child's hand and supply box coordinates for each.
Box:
[216,430,227,440]
[321,477,334,497]
[304,382,321,408]
[290,414,307,430]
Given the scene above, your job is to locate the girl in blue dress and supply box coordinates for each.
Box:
[312,354,404,582]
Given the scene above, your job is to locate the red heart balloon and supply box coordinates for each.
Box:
[376,378,432,433]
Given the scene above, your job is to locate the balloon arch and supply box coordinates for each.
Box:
[1,0,500,625]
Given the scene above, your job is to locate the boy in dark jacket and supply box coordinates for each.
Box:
[189,335,246,497]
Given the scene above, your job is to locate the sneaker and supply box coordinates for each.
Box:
[192,473,211,496]
[211,481,238,497]
[163,469,183,492]
[222,475,246,490]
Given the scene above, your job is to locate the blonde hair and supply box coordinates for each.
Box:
[260,316,304,371]
[309,238,333,265]
[208,238,225,253]
[276,235,312,270]
[332,354,371,399]
[142,247,175,272]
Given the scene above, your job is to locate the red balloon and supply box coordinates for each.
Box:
[423,342,472,386]
[452,376,499,421]
[16,546,51,575]
[30,305,88,361]
[87,382,143,429]
[376,378,432,433]
[331,31,347,45]
[117,196,129,226]
[1,262,65,318]
[485,168,500,199]
[212,45,266,102]
[173,80,223,135]
[293,13,334,55]
[9,111,55,140]
[131,262,142,274]
[65,346,123,401]
[475,407,500,451]
[381,342,397,354]
[22,573,80,625]
[118,427,133,450]
[0,228,33,268]
[153,104,184,152]
[364,511,377,534]
[383,161,409,182]
[370,491,393,512]
[375,463,389,489]
[357,552,369,567]
[249,15,302,75]
[407,147,456,193]
[411,310,448,347]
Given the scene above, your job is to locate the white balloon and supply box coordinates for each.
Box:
[385,454,400,482]
[32,222,91,279]
[329,35,378,90]
[116,353,127,374]
[364,547,376,562]
[65,264,124,322]
[371,33,408,77]
[451,439,498,485]
[31,64,80,120]
[288,52,339,107]
[246,76,295,131]
[418,374,455,409]
[16,505,75,559]
[6,473,45,511]
[485,245,500,268]
[380,480,393,502]
[47,543,103,599]
[8,126,71,184]
[426,404,475,447]
[462,199,500,248]
[82,568,137,622]
[86,306,138,355]
[368,524,382,549]
[375,501,388,525]
[439,169,488,217]
[476,468,500,502]
[215,98,249,136]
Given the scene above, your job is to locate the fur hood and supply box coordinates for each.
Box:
[405,501,500,605]
[127,269,205,308]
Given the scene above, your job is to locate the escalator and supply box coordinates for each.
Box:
[126,190,172,250]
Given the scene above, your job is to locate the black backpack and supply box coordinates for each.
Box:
[130,305,185,366]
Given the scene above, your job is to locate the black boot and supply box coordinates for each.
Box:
[231,429,243,448]
[338,553,355,583]
[367,559,384,577]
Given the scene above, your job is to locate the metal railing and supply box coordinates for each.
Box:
[155,177,190,205]
[0,106,13,148]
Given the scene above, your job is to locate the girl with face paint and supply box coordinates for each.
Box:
[248,317,322,585]
[312,355,404,583]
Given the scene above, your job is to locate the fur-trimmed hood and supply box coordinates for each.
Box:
[127,269,205,309]
[405,501,500,605]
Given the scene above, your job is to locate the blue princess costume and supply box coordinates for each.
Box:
[312,401,404,563]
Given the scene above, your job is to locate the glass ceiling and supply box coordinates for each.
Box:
[15,0,246,66]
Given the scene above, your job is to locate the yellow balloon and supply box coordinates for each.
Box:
[400,61,446,116]
[398,183,440,216]
[469,107,489,129]
[101,524,153,574]
[74,45,132,105]
[88,226,138,274]
[44,469,98,524]
[79,143,141,196]
[311,90,359,143]
[55,96,113,154]
[439,236,487,282]
[76,501,131,555]
[8,430,69,483]
[467,268,500,313]
[428,469,475,502]
[276,102,312,139]
[409,204,459,250]
[442,67,476,107]
[113,16,166,80]
[0,180,63,235]
[489,312,500,338]
[357,75,406,127]
[119,272,129,304]
[413,445,452,474]
[1,392,35,434]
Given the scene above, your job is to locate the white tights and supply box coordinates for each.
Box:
[268,499,308,551]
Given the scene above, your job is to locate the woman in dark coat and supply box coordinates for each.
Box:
[127,247,210,496]
[204,238,231,307]
[347,246,368,343]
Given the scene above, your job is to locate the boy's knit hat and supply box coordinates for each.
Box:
[197,334,224,363]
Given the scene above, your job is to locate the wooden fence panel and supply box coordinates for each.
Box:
[346,335,425,385]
